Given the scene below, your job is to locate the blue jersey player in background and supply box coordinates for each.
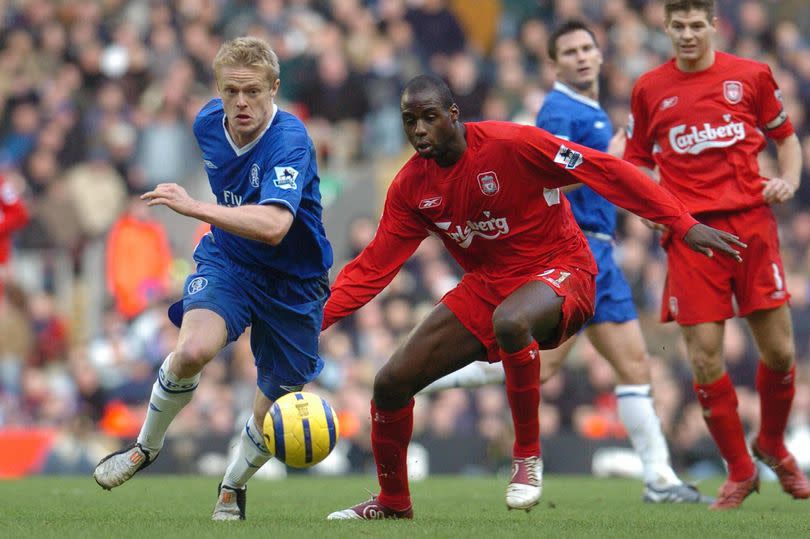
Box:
[423,21,710,504]
[93,37,333,520]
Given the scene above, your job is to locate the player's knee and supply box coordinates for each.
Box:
[492,310,531,350]
[761,342,795,372]
[614,352,650,384]
[172,341,215,376]
[688,351,724,383]
[373,367,412,407]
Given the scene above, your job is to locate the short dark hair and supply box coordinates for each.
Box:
[402,74,454,109]
[547,20,597,61]
[663,0,715,21]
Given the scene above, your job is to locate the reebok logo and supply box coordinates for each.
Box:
[419,196,443,209]
[669,117,746,155]
[660,96,679,110]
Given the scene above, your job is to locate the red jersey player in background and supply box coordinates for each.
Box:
[624,0,809,510]
[323,74,743,520]
[0,174,29,298]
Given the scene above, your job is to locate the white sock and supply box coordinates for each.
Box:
[615,384,680,487]
[421,362,506,394]
[136,354,200,453]
[222,415,272,489]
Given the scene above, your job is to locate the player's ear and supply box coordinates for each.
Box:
[270,78,280,97]
[449,103,460,122]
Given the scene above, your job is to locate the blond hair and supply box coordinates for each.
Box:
[213,36,280,86]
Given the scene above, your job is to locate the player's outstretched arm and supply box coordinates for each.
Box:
[682,223,746,262]
[525,128,745,261]
[323,227,424,331]
[141,182,293,245]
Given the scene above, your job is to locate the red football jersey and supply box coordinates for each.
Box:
[324,122,698,328]
[624,51,794,215]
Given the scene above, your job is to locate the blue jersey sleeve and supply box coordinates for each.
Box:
[536,108,577,142]
[259,129,313,215]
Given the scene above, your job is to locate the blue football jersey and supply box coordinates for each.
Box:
[536,82,616,236]
[193,99,333,278]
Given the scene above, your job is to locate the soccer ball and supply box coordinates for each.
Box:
[263,391,340,468]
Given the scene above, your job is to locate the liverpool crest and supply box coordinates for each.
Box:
[723,81,743,104]
[477,171,500,196]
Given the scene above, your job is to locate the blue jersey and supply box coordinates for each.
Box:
[536,82,615,236]
[193,99,333,278]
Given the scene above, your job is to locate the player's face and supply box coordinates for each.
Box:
[401,91,460,162]
[218,65,280,146]
[553,30,602,92]
[666,9,716,64]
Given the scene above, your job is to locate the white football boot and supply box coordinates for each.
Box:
[212,483,246,521]
[506,456,543,511]
[93,443,157,490]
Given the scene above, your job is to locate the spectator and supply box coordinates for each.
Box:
[105,195,172,320]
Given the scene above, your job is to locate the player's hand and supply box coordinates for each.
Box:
[607,127,626,158]
[141,183,199,216]
[761,177,796,204]
[683,223,747,262]
[640,218,667,232]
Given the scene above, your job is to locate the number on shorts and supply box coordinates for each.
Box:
[539,268,571,288]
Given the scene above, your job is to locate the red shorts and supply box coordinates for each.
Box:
[441,264,596,362]
[661,205,789,325]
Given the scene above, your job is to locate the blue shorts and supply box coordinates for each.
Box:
[168,234,329,400]
[586,236,637,326]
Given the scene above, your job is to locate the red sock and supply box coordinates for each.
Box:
[694,374,754,481]
[501,341,541,458]
[371,399,414,511]
[755,362,795,460]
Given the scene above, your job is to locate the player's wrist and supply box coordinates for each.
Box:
[670,214,700,240]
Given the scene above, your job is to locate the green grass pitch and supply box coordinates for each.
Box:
[1,476,808,538]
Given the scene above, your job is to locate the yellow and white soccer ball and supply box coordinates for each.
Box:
[263,391,340,468]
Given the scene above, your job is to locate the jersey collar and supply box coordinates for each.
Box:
[553,81,602,111]
[222,102,278,156]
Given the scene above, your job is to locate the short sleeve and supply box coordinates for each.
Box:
[258,131,312,215]
[536,107,576,142]
[756,66,794,140]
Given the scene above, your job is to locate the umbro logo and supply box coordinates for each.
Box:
[419,196,443,209]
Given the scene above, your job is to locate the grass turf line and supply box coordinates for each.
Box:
[1,476,808,539]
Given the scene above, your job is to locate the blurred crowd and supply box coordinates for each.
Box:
[1,0,810,479]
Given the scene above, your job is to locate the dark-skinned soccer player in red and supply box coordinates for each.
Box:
[323,74,745,520]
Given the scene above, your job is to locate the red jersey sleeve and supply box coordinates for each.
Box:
[516,126,698,238]
[756,66,794,140]
[623,81,657,170]
[0,181,29,235]
[322,176,427,330]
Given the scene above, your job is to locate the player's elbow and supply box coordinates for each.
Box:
[256,226,281,245]
[257,206,294,245]
[262,231,285,246]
